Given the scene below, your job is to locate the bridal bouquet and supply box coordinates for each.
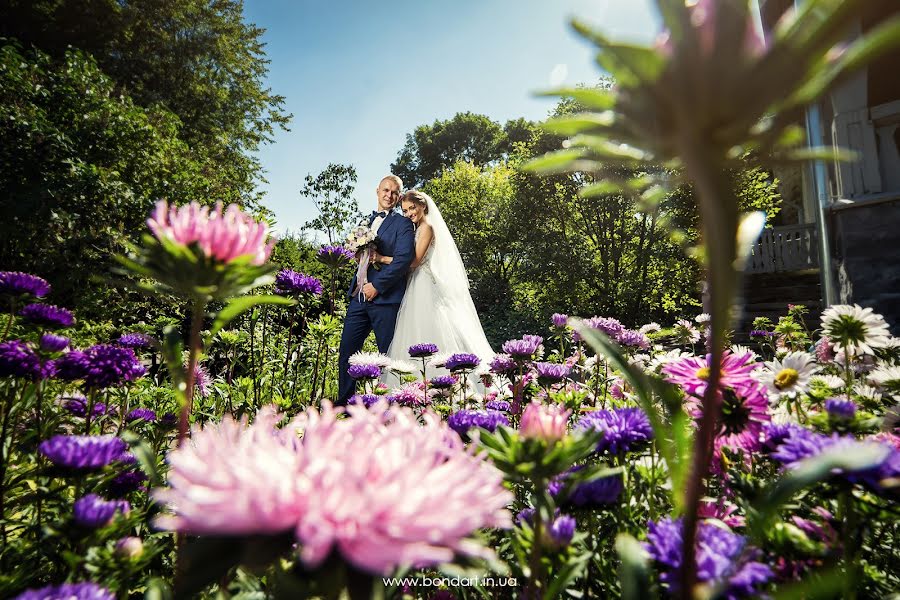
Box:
[344,224,379,296]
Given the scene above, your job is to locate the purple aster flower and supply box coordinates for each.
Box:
[575,316,625,342]
[13,582,114,600]
[577,407,653,454]
[0,271,50,298]
[644,517,772,599]
[19,303,74,328]
[549,465,623,507]
[534,361,570,383]
[749,330,775,338]
[761,422,808,453]
[39,435,127,471]
[662,351,758,398]
[502,335,543,359]
[546,514,576,547]
[116,333,155,348]
[316,244,355,268]
[62,396,107,418]
[551,313,568,328]
[444,353,480,372]
[0,339,54,380]
[107,469,148,497]
[274,269,323,296]
[126,408,157,423]
[408,343,439,358]
[485,399,511,412]
[73,494,130,528]
[192,361,212,398]
[617,329,650,350]
[447,410,509,437]
[515,507,536,525]
[430,375,457,389]
[347,364,381,379]
[489,354,517,375]
[825,398,857,420]
[348,393,382,408]
[387,382,429,407]
[160,412,178,428]
[39,333,70,352]
[54,344,146,388]
[712,385,770,457]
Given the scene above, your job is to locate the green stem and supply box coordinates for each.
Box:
[0,308,14,342]
[178,301,205,447]
[839,488,859,599]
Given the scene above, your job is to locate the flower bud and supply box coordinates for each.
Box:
[115,536,144,559]
[519,402,570,443]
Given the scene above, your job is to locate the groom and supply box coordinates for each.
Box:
[337,174,415,404]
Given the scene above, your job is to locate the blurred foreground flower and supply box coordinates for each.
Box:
[155,403,512,575]
[14,582,114,600]
[520,402,569,443]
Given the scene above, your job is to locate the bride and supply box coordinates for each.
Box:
[372,190,494,377]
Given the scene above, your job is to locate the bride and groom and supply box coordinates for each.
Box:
[337,174,493,404]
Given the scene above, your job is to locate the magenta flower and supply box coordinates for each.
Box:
[520,402,570,443]
[147,200,275,266]
[662,351,757,398]
[155,403,513,574]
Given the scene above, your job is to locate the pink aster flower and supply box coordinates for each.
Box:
[155,402,512,575]
[147,200,275,266]
[520,402,570,443]
[662,351,757,398]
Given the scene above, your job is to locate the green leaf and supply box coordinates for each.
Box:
[616,534,653,600]
[522,148,587,174]
[571,20,666,87]
[780,146,858,163]
[207,295,295,343]
[536,87,616,110]
[542,112,615,135]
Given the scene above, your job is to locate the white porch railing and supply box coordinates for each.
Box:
[747,224,819,273]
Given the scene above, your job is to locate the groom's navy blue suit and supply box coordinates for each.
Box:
[337,211,415,404]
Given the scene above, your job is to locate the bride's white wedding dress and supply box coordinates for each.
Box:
[387,195,494,379]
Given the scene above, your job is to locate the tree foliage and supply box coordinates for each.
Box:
[299,163,361,245]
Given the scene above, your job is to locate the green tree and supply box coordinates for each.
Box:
[0,0,290,205]
[299,164,361,245]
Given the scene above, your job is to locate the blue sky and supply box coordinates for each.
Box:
[242,0,660,235]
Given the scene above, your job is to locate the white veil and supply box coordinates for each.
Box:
[421,193,472,300]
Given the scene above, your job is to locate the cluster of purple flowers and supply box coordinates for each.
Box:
[19,303,75,328]
[39,333,70,352]
[408,343,439,358]
[577,407,653,454]
[447,409,509,437]
[62,396,108,418]
[13,582,114,600]
[644,517,772,598]
[444,353,480,371]
[275,269,323,296]
[0,271,50,298]
[116,333,155,349]
[549,466,623,507]
[485,399,511,412]
[348,393,382,408]
[55,344,146,388]
[502,335,543,360]
[489,354,517,375]
[749,329,776,338]
[534,361,570,383]
[0,339,54,380]
[347,364,382,380]
[73,494,130,528]
[39,435,127,471]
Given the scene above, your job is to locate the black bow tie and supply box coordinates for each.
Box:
[370,210,388,220]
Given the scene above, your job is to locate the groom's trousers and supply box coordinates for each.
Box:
[337,297,401,404]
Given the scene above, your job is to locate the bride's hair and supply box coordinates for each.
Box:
[401,190,430,214]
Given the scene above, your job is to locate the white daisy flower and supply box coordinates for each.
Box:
[755,351,819,398]
[820,304,892,356]
[639,322,662,335]
[387,359,418,374]
[695,313,711,324]
[349,351,392,368]
[430,352,453,368]
[852,383,882,403]
[868,365,900,391]
[673,319,700,344]
[629,353,652,370]
[730,344,758,362]
[810,374,845,391]
[648,348,689,372]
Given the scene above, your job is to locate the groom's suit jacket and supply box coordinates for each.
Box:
[347,211,415,305]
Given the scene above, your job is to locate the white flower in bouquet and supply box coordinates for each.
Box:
[344,224,377,254]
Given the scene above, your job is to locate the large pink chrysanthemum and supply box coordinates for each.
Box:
[662,351,757,398]
[147,200,275,265]
[155,402,512,575]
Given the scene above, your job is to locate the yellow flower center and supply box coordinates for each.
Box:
[774,368,799,390]
[695,367,710,380]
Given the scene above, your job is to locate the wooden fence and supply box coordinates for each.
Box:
[747,223,819,273]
